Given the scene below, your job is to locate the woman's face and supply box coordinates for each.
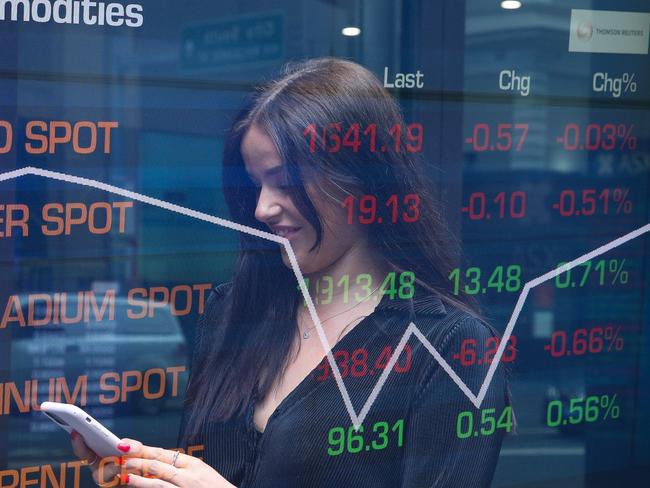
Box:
[241,124,368,275]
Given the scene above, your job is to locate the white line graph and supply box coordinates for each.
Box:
[2,166,648,429]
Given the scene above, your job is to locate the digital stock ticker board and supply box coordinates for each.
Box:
[0,1,649,487]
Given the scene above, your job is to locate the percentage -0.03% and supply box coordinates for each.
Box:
[546,394,620,427]
[555,123,637,152]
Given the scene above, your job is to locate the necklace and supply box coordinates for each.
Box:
[301,284,381,339]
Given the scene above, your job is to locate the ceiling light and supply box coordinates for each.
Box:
[342,27,361,36]
[501,0,522,9]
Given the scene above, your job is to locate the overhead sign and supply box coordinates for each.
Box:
[569,9,650,55]
[181,12,284,70]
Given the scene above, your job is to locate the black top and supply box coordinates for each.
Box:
[178,282,508,488]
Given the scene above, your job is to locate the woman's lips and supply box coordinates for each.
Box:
[273,226,302,239]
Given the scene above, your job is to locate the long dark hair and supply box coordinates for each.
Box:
[182,57,482,443]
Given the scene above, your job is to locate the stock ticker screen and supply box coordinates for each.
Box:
[0,0,649,487]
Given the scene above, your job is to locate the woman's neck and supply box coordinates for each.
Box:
[302,240,390,313]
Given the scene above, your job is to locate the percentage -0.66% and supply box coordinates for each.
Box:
[543,324,624,358]
[547,394,620,428]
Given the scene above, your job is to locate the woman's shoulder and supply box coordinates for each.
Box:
[192,281,234,360]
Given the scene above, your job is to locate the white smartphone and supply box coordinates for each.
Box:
[40,402,123,458]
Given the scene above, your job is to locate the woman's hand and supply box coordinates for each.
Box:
[70,430,125,486]
[117,438,237,488]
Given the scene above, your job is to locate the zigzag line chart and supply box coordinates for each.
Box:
[2,166,648,429]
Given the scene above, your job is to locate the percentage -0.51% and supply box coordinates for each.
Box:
[546,394,620,428]
[550,187,633,217]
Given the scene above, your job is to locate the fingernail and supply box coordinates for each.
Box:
[117,443,131,453]
[121,473,130,484]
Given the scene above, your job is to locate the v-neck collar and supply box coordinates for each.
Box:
[248,285,447,435]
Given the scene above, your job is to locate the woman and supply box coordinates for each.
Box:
[71,57,509,487]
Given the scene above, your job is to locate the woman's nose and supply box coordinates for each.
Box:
[254,186,282,223]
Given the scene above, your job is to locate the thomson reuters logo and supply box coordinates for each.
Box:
[576,20,593,40]
[0,0,143,27]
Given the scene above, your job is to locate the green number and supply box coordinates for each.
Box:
[398,271,415,299]
[449,268,460,295]
[327,427,345,456]
[578,260,592,287]
[585,396,599,422]
[464,267,481,295]
[555,262,571,288]
[595,259,605,285]
[354,273,373,302]
[546,400,562,427]
[456,411,473,438]
[568,398,584,424]
[505,265,521,292]
[347,425,364,453]
[392,419,404,447]
[480,408,496,435]
[371,421,389,450]
[487,267,504,293]
[380,272,397,299]
[320,276,333,305]
[336,274,350,303]
[297,277,310,305]
[497,406,513,432]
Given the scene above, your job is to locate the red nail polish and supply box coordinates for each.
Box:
[118,456,125,466]
[117,443,131,453]
[121,473,130,484]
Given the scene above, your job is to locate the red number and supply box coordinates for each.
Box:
[326,123,342,152]
[342,195,355,225]
[315,358,330,381]
[394,345,412,373]
[363,123,377,152]
[573,329,587,355]
[406,123,423,152]
[402,194,420,223]
[304,123,318,153]
[359,195,377,224]
[514,123,528,151]
[484,337,498,364]
[351,348,369,377]
[588,327,604,354]
[334,350,349,377]
[503,336,517,363]
[460,339,477,366]
[389,124,402,152]
[343,123,361,152]
[496,124,513,151]
[472,123,489,151]
[581,189,596,216]
[386,195,398,223]
[375,346,392,370]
